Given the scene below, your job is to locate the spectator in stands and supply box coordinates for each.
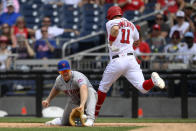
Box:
[148,24,166,69]
[0,0,20,14]
[164,31,182,53]
[133,25,151,66]
[193,15,196,43]
[11,35,35,59]
[117,0,145,13]
[81,0,102,5]
[0,0,21,26]
[34,26,57,59]
[35,16,79,40]
[148,24,166,53]
[154,13,170,38]
[155,0,185,27]
[0,35,11,70]
[184,3,195,32]
[193,0,196,9]
[164,30,184,64]
[169,10,190,38]
[0,23,12,46]
[100,0,117,4]
[155,0,185,15]
[11,16,35,48]
[44,0,86,7]
[177,32,196,64]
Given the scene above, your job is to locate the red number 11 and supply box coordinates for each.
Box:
[120,29,130,44]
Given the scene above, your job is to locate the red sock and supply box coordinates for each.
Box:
[143,79,154,91]
[95,90,107,117]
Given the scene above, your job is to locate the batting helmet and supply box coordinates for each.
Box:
[107,6,123,20]
[58,60,71,71]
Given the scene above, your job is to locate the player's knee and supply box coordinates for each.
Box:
[98,86,110,93]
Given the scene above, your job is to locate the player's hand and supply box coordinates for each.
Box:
[77,105,84,113]
[133,40,140,47]
[42,99,50,108]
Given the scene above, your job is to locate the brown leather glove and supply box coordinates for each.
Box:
[69,107,85,126]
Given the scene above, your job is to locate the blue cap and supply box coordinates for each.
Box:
[58,60,71,71]
[184,32,194,38]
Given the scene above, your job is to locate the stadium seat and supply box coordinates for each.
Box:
[123,10,136,20]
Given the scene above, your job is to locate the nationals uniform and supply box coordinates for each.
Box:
[95,6,165,117]
[99,17,148,94]
[54,71,97,125]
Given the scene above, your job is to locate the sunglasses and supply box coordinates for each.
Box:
[2,26,9,28]
[43,20,51,23]
[41,30,48,33]
[59,70,70,75]
[0,40,8,43]
[156,18,163,20]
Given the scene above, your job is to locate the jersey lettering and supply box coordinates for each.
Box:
[64,89,80,96]
[120,29,130,44]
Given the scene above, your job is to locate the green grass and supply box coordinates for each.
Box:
[0,117,196,131]
[0,117,196,123]
[0,127,141,131]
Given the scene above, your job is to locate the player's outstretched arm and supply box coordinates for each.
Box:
[77,85,88,113]
[42,87,60,108]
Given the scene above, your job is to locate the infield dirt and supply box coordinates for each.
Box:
[0,123,196,131]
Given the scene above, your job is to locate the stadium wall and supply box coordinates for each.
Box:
[0,97,196,118]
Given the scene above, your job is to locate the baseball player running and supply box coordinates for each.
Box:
[95,6,165,117]
[42,60,97,126]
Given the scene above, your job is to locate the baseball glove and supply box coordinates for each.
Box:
[69,107,85,126]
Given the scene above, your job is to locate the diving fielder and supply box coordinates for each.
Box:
[95,6,165,117]
[42,60,97,126]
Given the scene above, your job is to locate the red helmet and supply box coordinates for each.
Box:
[107,6,123,20]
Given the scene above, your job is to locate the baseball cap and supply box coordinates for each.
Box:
[184,32,194,38]
[58,60,71,71]
[7,0,14,7]
[153,24,161,30]
[176,10,185,17]
[172,30,180,39]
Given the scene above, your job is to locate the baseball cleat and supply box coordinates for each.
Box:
[84,119,94,127]
[151,72,165,89]
[45,118,62,126]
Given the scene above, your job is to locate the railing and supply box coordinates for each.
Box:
[62,31,105,58]
[4,53,196,71]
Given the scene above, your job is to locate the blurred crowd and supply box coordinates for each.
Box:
[0,0,195,71]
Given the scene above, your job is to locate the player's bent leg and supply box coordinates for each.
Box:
[151,72,165,89]
[124,70,150,94]
[61,102,78,126]
[45,118,62,126]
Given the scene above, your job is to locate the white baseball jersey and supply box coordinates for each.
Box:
[106,18,139,59]
[54,71,95,104]
[169,22,190,38]
[35,26,64,40]
[177,43,196,63]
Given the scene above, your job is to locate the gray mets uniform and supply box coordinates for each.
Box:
[54,71,97,125]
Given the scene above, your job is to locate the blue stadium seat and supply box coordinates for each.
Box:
[103,3,114,12]
[84,16,101,23]
[82,23,101,32]
[63,23,81,30]
[123,10,136,20]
